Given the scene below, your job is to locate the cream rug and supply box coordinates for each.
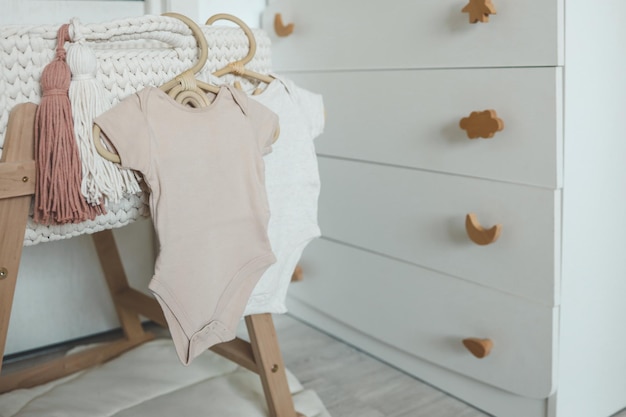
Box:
[0,339,330,417]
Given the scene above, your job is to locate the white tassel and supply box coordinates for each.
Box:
[67,37,141,206]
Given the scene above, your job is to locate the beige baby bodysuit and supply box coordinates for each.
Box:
[95,85,278,365]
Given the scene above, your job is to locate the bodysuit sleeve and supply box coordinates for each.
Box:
[246,97,279,156]
[292,84,325,139]
[94,88,153,173]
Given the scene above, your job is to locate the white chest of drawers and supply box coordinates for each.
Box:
[263,1,626,416]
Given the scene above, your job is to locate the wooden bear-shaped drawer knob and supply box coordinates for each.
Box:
[460,109,504,139]
[463,337,494,358]
[462,0,497,23]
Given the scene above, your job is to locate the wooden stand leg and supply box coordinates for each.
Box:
[0,103,37,371]
[246,313,303,417]
[125,297,303,416]
[91,230,147,341]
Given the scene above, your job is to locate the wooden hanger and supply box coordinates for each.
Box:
[205,14,275,85]
[205,14,280,142]
[93,12,219,163]
[160,12,220,103]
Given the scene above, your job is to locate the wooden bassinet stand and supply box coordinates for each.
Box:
[0,103,303,417]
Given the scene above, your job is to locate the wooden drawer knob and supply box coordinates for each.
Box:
[460,109,504,139]
[291,265,304,282]
[463,338,493,358]
[462,0,497,23]
[465,213,501,245]
[274,13,294,37]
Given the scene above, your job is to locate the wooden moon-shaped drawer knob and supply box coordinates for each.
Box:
[463,338,493,358]
[274,13,295,37]
[462,0,497,23]
[465,213,502,245]
[459,109,504,139]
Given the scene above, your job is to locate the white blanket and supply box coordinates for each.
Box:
[0,339,330,417]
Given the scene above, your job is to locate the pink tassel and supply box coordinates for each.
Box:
[34,24,104,224]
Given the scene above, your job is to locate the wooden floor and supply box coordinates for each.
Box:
[274,314,489,417]
[4,314,626,417]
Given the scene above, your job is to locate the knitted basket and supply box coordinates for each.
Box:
[0,15,272,246]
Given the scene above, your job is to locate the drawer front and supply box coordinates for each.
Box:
[263,0,563,71]
[293,239,557,398]
[317,157,561,304]
[289,67,562,189]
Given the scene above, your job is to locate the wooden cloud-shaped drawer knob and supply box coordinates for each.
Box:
[460,109,504,139]
[465,213,502,245]
[462,0,497,23]
[462,338,494,358]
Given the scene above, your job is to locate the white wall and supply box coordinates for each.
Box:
[0,0,149,25]
[0,0,265,26]
[2,0,265,356]
[198,0,266,28]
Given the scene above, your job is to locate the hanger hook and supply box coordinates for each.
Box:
[205,13,256,66]
[162,12,209,75]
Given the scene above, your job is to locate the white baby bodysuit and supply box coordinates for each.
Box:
[243,75,325,316]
